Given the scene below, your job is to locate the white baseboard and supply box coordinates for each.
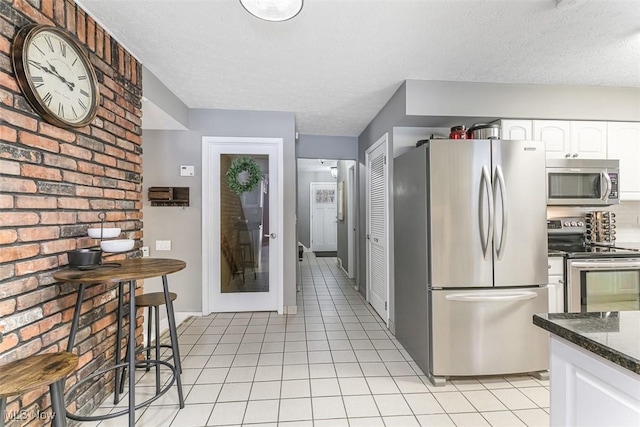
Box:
[283,305,298,315]
[145,311,202,345]
[297,242,311,252]
[338,258,349,277]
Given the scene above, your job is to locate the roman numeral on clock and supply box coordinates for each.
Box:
[59,41,67,57]
[32,76,44,88]
[78,98,87,111]
[80,89,89,98]
[58,103,65,117]
[42,92,53,106]
[45,36,54,52]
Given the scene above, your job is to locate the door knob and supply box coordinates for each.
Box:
[270,233,277,239]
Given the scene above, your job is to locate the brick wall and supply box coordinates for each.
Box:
[0,0,143,424]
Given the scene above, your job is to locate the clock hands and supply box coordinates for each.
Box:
[29,60,75,91]
[46,62,75,91]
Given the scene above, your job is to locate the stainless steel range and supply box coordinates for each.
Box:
[548,216,640,312]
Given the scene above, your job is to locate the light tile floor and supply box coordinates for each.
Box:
[92,254,550,426]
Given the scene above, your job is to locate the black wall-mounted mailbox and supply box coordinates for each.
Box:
[148,187,189,207]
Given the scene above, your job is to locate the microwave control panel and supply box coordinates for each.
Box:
[608,173,619,199]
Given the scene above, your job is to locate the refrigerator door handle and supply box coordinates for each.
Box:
[601,171,612,201]
[479,165,494,259]
[445,291,538,302]
[494,165,508,260]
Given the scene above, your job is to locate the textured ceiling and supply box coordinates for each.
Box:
[78,0,640,136]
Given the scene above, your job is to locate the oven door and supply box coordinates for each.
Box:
[546,167,616,206]
[567,258,640,312]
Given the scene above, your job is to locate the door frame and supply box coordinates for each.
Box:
[365,133,390,326]
[309,181,338,253]
[201,136,284,315]
[347,163,356,279]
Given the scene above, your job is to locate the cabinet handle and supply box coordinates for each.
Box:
[572,153,578,158]
[548,264,551,269]
[565,153,571,158]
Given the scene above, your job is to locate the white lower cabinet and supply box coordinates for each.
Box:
[548,256,564,313]
[550,337,640,427]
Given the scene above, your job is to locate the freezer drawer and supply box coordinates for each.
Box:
[430,287,549,377]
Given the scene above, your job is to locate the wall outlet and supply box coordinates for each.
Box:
[141,246,150,257]
[156,240,171,251]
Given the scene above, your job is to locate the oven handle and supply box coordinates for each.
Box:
[601,172,612,201]
[571,261,640,270]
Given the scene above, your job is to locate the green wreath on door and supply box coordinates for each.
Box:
[226,157,262,195]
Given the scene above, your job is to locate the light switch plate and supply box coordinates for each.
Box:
[156,240,171,251]
[180,165,195,176]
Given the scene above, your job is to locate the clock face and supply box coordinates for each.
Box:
[12,25,99,128]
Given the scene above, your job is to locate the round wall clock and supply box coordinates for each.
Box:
[11,24,100,128]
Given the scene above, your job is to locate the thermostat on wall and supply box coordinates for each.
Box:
[180,165,195,176]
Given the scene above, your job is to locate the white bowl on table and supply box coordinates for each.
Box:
[88,227,121,239]
[100,239,134,253]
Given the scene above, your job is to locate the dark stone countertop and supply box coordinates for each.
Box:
[534,312,640,375]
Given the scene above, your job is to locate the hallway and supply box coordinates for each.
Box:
[93,254,550,426]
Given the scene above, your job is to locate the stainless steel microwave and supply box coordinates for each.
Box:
[546,159,620,206]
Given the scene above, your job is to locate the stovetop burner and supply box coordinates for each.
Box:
[547,215,639,259]
[548,238,639,259]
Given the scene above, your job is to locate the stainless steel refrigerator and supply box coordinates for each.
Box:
[394,139,549,386]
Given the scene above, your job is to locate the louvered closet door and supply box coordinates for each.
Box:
[367,141,387,319]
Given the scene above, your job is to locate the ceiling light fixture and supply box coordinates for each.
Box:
[330,167,337,178]
[240,0,303,22]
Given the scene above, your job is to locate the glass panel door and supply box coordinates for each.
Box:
[220,154,269,294]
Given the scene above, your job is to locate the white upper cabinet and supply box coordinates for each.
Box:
[534,120,607,159]
[607,122,640,201]
[533,120,571,159]
[570,121,607,159]
[500,120,532,140]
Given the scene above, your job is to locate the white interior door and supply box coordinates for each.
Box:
[310,182,337,252]
[202,138,283,313]
[366,136,388,321]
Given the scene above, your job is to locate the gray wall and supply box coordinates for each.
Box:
[142,67,190,128]
[297,134,358,160]
[296,171,335,249]
[143,108,297,312]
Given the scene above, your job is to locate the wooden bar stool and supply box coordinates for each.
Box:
[0,352,78,427]
[118,291,183,402]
